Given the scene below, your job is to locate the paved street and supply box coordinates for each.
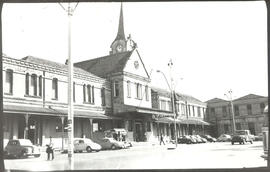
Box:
[4,141,267,171]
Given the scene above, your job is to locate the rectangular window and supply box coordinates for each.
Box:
[128,120,133,131]
[168,101,172,111]
[92,86,95,104]
[181,104,186,115]
[38,76,42,97]
[147,122,151,132]
[260,103,265,113]
[188,105,191,116]
[136,83,142,99]
[114,81,119,97]
[192,106,195,116]
[5,69,13,94]
[52,78,58,99]
[197,107,201,117]
[247,104,252,115]
[127,81,131,98]
[101,87,106,106]
[73,82,75,102]
[31,74,37,96]
[234,105,239,116]
[25,73,29,95]
[87,85,91,102]
[160,100,166,110]
[236,123,241,130]
[224,124,229,134]
[83,84,86,102]
[222,106,227,117]
[145,85,149,101]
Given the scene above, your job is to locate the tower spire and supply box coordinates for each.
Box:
[110,2,127,54]
[116,2,125,41]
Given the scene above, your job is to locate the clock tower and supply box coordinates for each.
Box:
[110,3,127,54]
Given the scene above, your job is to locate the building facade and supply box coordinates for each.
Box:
[2,4,210,149]
[206,94,268,137]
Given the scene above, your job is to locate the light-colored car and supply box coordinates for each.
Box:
[96,137,125,150]
[74,138,101,153]
[4,139,41,158]
[217,134,232,142]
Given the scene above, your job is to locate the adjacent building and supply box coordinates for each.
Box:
[206,94,268,137]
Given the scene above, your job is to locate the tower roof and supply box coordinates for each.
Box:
[111,3,126,46]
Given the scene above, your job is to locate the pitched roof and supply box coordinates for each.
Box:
[21,56,102,79]
[74,51,133,78]
[151,87,205,105]
[234,94,267,101]
[205,98,228,103]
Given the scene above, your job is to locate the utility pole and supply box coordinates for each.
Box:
[59,2,79,170]
[168,59,177,147]
[225,89,236,135]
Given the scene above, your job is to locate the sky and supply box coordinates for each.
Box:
[2,1,268,102]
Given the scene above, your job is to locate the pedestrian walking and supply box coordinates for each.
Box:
[46,136,54,160]
[160,134,165,145]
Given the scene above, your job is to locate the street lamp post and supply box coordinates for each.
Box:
[225,89,236,135]
[59,2,79,170]
[157,68,178,147]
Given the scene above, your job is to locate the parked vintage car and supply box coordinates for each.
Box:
[201,135,217,142]
[104,128,132,147]
[217,134,232,142]
[189,135,199,143]
[74,138,101,153]
[177,135,194,144]
[195,135,207,143]
[231,130,253,145]
[4,139,41,158]
[96,137,126,150]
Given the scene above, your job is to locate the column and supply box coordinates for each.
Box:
[89,119,93,139]
[61,116,65,151]
[24,114,29,139]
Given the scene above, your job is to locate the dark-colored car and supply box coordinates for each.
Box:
[178,135,194,144]
[4,139,41,158]
[95,137,126,150]
[201,135,217,142]
[231,130,253,145]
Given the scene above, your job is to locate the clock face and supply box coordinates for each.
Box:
[116,44,123,52]
[134,61,139,69]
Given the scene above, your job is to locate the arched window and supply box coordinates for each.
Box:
[5,69,13,94]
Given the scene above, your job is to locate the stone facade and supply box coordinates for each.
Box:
[206,94,268,137]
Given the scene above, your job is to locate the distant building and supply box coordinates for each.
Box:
[205,94,268,137]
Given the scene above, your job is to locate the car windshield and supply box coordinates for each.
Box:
[235,131,246,135]
[19,139,32,146]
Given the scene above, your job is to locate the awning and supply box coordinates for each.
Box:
[155,117,181,124]
[180,118,211,126]
[3,104,119,120]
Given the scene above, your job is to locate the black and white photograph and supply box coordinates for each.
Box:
[0,0,269,171]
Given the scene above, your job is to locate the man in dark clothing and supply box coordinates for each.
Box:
[160,134,165,145]
[46,137,54,160]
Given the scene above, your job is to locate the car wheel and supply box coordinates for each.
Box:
[231,142,234,145]
[111,145,116,150]
[250,140,253,144]
[86,146,92,153]
[20,151,27,158]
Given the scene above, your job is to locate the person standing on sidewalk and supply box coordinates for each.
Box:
[160,134,165,145]
[46,136,54,160]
